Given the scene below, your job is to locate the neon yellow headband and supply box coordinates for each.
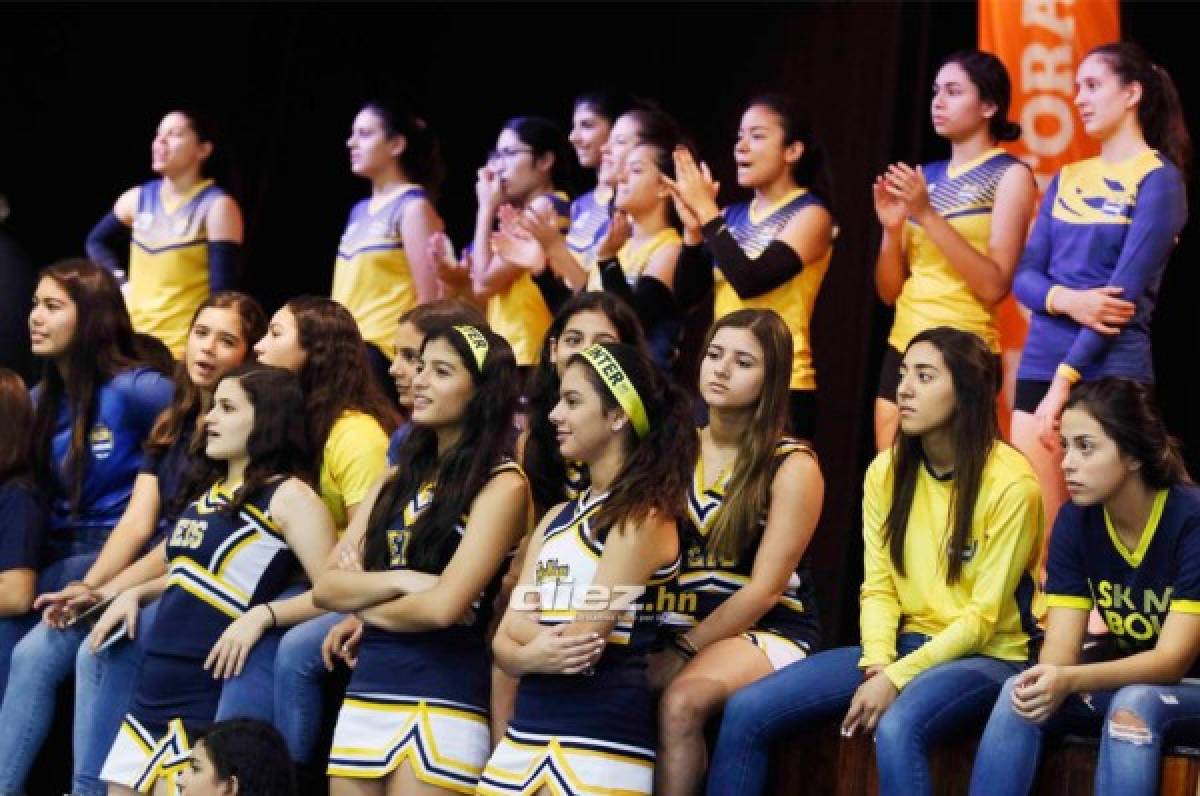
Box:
[579,344,650,439]
[453,325,490,372]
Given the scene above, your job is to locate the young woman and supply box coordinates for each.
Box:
[179,719,296,796]
[31,292,267,796]
[96,365,334,795]
[1012,42,1190,525]
[86,110,244,358]
[462,117,574,370]
[707,327,1044,796]
[971,379,1200,796]
[652,309,823,796]
[480,342,696,796]
[873,50,1037,451]
[316,323,529,793]
[335,100,446,388]
[0,259,174,794]
[252,297,396,765]
[0,367,44,683]
[669,94,836,440]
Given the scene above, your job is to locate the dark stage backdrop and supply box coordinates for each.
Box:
[1,2,1196,650]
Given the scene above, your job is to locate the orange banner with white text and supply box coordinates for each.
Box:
[979,0,1119,434]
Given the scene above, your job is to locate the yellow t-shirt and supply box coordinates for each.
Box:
[858,442,1044,689]
[586,227,682,290]
[319,411,390,530]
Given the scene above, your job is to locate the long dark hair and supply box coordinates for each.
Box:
[703,310,795,561]
[173,365,312,518]
[566,342,696,539]
[940,50,1022,142]
[197,719,296,796]
[0,368,34,485]
[360,99,445,198]
[362,324,520,572]
[744,93,835,208]
[1065,378,1190,489]
[885,327,1000,584]
[30,259,167,512]
[286,297,399,471]
[1088,42,1192,176]
[145,291,266,462]
[503,116,577,194]
[525,293,649,514]
[168,107,239,197]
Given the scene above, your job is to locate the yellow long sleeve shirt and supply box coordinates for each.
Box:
[859,443,1044,689]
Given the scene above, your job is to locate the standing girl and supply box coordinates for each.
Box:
[1012,43,1189,523]
[481,342,696,795]
[873,50,1037,450]
[669,94,835,440]
[707,327,1043,796]
[86,110,244,358]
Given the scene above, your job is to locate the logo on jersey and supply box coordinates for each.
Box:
[89,424,114,459]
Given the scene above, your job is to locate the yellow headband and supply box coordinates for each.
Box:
[454,325,490,371]
[579,344,650,439]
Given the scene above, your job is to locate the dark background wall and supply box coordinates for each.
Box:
[1,2,1195,646]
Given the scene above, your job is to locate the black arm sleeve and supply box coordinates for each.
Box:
[206,241,241,292]
[598,258,678,330]
[702,217,804,299]
[673,243,715,310]
[85,212,130,281]
[532,268,572,315]
[597,257,635,304]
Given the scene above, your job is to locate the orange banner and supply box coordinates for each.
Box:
[979,0,1119,434]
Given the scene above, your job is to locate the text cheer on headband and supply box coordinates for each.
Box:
[579,344,650,439]
[454,325,490,371]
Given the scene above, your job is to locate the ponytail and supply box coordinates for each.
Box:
[361,99,446,197]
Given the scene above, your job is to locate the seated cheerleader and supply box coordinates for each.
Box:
[482,342,696,796]
[970,378,1200,796]
[314,323,530,794]
[653,308,824,796]
[94,366,334,795]
[708,327,1044,796]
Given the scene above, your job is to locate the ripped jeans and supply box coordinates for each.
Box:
[969,676,1200,795]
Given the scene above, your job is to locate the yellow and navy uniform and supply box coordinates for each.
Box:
[101,479,297,793]
[478,489,678,796]
[1014,150,1188,383]
[586,227,680,290]
[718,189,830,390]
[319,411,390,531]
[128,178,228,357]
[859,443,1043,690]
[487,193,571,366]
[333,186,428,358]
[660,437,819,665]
[327,462,523,790]
[566,186,614,270]
[890,148,1023,354]
[1046,484,1200,675]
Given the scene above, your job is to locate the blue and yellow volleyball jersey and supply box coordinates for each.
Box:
[128,178,227,357]
[890,148,1023,353]
[136,479,297,723]
[486,193,570,366]
[333,187,428,358]
[1045,484,1200,676]
[717,189,830,390]
[566,185,614,269]
[1015,149,1188,382]
[586,227,681,290]
[660,437,819,651]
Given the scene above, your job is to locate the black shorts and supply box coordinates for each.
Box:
[877,344,1004,403]
[1013,379,1053,413]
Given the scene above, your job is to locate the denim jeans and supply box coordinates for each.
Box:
[970,675,1200,796]
[0,553,96,795]
[273,612,343,762]
[707,633,1022,796]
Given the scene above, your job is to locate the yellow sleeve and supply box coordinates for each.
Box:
[883,474,1042,690]
[859,453,902,668]
[325,414,390,510]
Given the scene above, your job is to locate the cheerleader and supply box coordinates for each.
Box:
[86,110,243,358]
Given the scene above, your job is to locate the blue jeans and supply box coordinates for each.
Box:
[274,612,343,762]
[970,675,1200,796]
[0,553,96,795]
[708,633,1022,796]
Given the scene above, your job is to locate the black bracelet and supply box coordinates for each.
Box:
[670,634,697,661]
[264,603,277,629]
